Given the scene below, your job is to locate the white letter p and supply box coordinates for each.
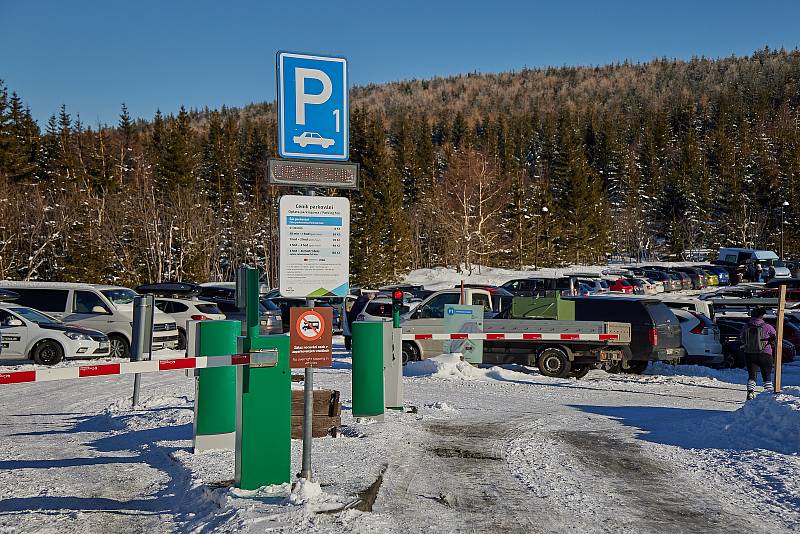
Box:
[295,68,332,125]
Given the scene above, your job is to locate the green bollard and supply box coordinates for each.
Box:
[352,321,385,421]
[235,335,291,489]
[192,320,242,452]
[234,265,292,490]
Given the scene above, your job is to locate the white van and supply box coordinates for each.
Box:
[0,282,179,358]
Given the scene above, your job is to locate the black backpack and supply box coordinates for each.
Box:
[742,323,768,354]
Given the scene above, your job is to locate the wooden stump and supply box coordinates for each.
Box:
[291,389,341,439]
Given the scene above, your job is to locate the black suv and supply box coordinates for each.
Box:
[563,296,685,372]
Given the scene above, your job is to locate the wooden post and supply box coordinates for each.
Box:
[774,284,787,393]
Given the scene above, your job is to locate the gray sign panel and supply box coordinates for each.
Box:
[268,158,359,189]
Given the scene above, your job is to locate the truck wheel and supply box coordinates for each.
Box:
[625,361,648,374]
[570,365,590,379]
[109,334,130,359]
[32,340,64,366]
[402,342,419,365]
[536,347,571,378]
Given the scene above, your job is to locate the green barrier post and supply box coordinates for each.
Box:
[352,321,385,420]
[192,320,242,452]
[234,265,292,490]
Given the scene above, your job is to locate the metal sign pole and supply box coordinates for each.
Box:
[774,284,787,393]
[301,188,316,482]
[131,294,154,407]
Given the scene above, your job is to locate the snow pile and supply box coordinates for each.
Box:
[404,353,488,380]
[403,265,605,291]
[287,479,324,505]
[424,401,458,412]
[717,387,800,454]
[404,353,540,384]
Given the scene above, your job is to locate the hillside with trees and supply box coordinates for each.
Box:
[1,47,799,286]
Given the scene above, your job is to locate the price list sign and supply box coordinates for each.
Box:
[279,195,350,298]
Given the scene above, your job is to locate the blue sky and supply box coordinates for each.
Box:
[3,0,800,126]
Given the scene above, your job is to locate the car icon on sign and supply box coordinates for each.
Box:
[293,132,335,149]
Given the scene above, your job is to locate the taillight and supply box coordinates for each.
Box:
[191,314,210,321]
[648,327,658,346]
[689,323,708,335]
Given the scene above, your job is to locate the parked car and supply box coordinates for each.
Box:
[672,309,723,366]
[606,278,635,294]
[136,282,226,350]
[658,296,715,319]
[0,281,178,358]
[671,267,706,289]
[152,298,225,349]
[715,314,800,352]
[577,278,610,294]
[198,285,283,334]
[631,277,658,295]
[643,270,678,292]
[670,271,693,291]
[355,298,411,322]
[695,265,730,285]
[0,291,110,365]
[563,296,685,372]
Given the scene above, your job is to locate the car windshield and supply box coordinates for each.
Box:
[10,307,59,325]
[101,289,138,305]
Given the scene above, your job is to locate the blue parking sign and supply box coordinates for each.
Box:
[277,52,348,161]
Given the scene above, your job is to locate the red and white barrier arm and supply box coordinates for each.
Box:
[401,332,620,342]
[0,355,253,385]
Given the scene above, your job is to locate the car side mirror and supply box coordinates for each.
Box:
[91,305,107,314]
[6,319,23,327]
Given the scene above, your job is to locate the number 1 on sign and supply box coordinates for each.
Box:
[333,109,340,133]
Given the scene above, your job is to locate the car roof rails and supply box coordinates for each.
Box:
[0,289,20,302]
[135,282,202,298]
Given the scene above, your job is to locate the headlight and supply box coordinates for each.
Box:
[64,331,92,341]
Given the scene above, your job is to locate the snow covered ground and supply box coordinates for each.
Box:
[1,339,799,533]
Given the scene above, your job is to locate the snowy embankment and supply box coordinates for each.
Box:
[710,386,800,454]
[401,262,705,290]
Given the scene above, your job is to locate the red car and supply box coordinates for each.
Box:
[607,278,634,294]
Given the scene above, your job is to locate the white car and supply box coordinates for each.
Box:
[292,132,335,148]
[0,281,179,358]
[672,308,723,366]
[632,277,659,295]
[355,298,408,322]
[153,298,226,349]
[0,302,109,365]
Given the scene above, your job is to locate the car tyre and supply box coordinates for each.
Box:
[536,347,571,378]
[32,340,64,366]
[109,334,130,359]
[178,328,187,351]
[402,342,420,366]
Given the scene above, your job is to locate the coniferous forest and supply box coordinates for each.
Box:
[1,48,799,287]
